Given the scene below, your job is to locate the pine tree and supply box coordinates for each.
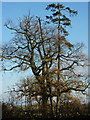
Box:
[46,3,77,117]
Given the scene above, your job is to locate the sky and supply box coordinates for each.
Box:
[2,2,88,46]
[0,0,90,2]
[1,2,88,101]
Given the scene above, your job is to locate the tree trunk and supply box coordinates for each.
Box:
[56,5,61,118]
[42,87,47,118]
[50,95,53,116]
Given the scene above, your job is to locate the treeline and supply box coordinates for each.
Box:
[1,99,90,120]
[1,77,90,120]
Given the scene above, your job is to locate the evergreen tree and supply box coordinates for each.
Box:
[45,3,78,117]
